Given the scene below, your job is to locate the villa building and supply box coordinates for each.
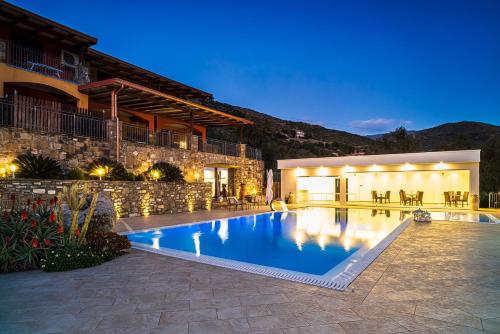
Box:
[279,150,480,207]
[0,2,263,197]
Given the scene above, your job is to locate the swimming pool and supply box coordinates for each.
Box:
[125,207,411,290]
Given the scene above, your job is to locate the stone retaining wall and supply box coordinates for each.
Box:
[0,127,264,197]
[0,179,212,218]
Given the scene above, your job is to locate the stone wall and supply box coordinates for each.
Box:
[0,127,264,196]
[0,179,212,218]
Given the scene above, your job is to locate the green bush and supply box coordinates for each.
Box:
[13,153,64,179]
[86,231,130,261]
[87,158,135,181]
[147,161,184,182]
[41,243,104,272]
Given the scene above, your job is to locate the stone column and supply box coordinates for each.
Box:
[239,143,246,158]
[107,118,120,161]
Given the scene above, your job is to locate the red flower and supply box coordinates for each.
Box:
[49,211,56,223]
[31,219,38,229]
[49,198,55,207]
[20,210,28,221]
[43,239,51,247]
[31,238,39,248]
[57,225,64,235]
[36,197,43,205]
[75,229,81,237]
[10,193,16,202]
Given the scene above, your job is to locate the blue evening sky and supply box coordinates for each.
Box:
[11,0,500,134]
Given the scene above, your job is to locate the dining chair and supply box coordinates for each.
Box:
[399,190,411,205]
[371,190,378,203]
[459,191,469,207]
[384,190,391,203]
[415,191,423,206]
[444,192,455,207]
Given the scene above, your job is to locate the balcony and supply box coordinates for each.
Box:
[0,39,90,85]
[121,123,261,159]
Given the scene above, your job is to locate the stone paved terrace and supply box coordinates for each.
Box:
[1,213,500,333]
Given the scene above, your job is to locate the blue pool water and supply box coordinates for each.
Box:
[126,207,405,275]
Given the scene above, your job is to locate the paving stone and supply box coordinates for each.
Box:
[158,309,217,325]
[188,318,250,333]
[247,314,309,331]
[283,324,348,333]
[339,317,409,334]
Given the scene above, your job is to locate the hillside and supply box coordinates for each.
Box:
[413,121,500,150]
[206,102,500,189]
[205,101,378,169]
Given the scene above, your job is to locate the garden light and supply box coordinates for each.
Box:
[10,164,17,179]
[151,170,160,181]
[96,168,104,180]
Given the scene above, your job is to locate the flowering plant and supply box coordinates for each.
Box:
[0,195,62,272]
[1,185,123,273]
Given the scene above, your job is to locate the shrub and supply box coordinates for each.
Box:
[0,196,62,272]
[41,243,104,272]
[147,162,184,182]
[87,158,135,181]
[13,154,64,179]
[65,167,86,180]
[86,231,130,260]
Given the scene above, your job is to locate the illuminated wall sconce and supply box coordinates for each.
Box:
[435,162,447,170]
[369,164,382,172]
[10,164,17,179]
[0,167,6,178]
[343,165,354,173]
[295,167,305,177]
[194,172,200,182]
[401,162,414,171]
[317,166,328,176]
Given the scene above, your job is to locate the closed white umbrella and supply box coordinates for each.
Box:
[265,169,274,204]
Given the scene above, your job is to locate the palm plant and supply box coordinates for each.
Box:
[13,154,63,179]
[147,162,184,182]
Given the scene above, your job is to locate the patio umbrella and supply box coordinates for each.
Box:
[265,169,274,204]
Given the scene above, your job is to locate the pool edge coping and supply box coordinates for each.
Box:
[124,211,413,291]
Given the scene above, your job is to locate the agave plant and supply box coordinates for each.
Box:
[13,154,64,179]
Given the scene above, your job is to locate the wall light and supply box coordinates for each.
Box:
[194,172,200,182]
[435,162,447,170]
[295,167,305,177]
[342,165,354,173]
[317,166,328,176]
[369,164,382,172]
[401,162,414,171]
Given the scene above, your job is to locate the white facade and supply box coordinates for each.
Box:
[278,150,480,205]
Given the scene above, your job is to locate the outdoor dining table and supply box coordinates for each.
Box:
[406,193,417,205]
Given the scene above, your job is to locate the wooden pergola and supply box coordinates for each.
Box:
[79,78,253,156]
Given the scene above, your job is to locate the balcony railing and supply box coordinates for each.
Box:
[200,138,239,157]
[0,100,107,139]
[0,39,90,84]
[121,122,261,159]
[246,145,263,160]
